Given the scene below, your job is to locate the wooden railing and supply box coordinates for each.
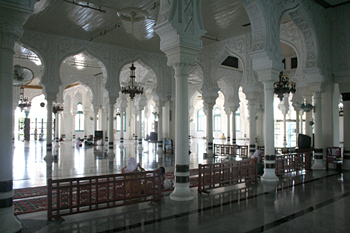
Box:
[47,169,162,221]
[275,151,312,176]
[213,144,249,158]
[198,159,257,194]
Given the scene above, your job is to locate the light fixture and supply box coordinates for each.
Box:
[18,87,31,112]
[274,71,296,101]
[121,10,144,100]
[52,104,64,114]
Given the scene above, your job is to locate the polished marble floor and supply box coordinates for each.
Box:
[12,139,350,233]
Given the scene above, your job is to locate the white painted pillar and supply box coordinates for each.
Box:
[248,101,257,156]
[342,93,350,170]
[119,109,125,149]
[261,81,279,182]
[55,112,59,143]
[157,106,163,154]
[137,110,143,151]
[171,63,193,201]
[107,102,115,158]
[204,101,215,157]
[312,90,325,170]
[232,110,236,144]
[0,31,22,233]
[305,96,313,138]
[71,112,76,140]
[300,110,304,134]
[226,112,231,143]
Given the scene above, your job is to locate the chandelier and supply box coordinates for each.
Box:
[52,104,64,114]
[18,87,31,112]
[120,11,144,100]
[274,72,296,101]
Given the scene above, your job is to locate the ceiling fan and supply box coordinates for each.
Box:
[13,65,34,86]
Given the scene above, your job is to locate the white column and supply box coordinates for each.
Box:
[248,100,257,156]
[94,108,98,131]
[226,112,231,143]
[232,110,236,144]
[171,63,193,201]
[0,30,23,233]
[137,110,143,151]
[342,93,350,170]
[257,104,264,147]
[107,102,115,158]
[312,90,326,169]
[55,112,59,143]
[119,109,125,149]
[261,81,279,182]
[305,96,313,138]
[157,106,163,154]
[71,112,76,140]
[204,101,215,157]
[300,110,304,134]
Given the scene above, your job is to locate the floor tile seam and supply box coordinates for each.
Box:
[244,189,350,233]
[95,172,341,233]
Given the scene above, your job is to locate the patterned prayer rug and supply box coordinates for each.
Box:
[14,186,47,199]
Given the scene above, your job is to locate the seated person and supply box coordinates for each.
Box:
[122,157,146,196]
[252,149,264,175]
[122,157,145,173]
[159,167,173,190]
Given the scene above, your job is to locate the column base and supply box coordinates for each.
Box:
[261,168,279,182]
[170,184,194,201]
[107,150,115,159]
[204,151,214,157]
[343,160,350,170]
[156,148,163,154]
[312,159,326,170]
[0,207,22,233]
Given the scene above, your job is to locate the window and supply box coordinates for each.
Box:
[221,56,239,69]
[116,112,126,132]
[291,57,298,69]
[197,108,204,131]
[214,107,221,131]
[75,102,84,132]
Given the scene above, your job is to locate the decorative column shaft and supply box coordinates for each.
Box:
[120,109,124,148]
[107,102,115,158]
[248,101,257,156]
[312,90,325,170]
[204,101,215,156]
[55,113,59,142]
[305,96,313,138]
[157,106,163,154]
[261,81,279,182]
[172,63,192,200]
[342,93,350,170]
[137,110,143,150]
[232,110,236,144]
[227,112,231,143]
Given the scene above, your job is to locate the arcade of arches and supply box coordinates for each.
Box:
[1,1,350,232]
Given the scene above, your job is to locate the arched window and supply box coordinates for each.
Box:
[116,112,126,132]
[75,102,84,132]
[214,107,221,131]
[197,108,204,131]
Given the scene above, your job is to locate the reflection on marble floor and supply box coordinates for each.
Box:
[13,139,350,233]
[13,138,243,189]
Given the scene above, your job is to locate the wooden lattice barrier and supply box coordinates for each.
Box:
[213,144,249,158]
[198,159,257,194]
[47,169,162,221]
[275,151,312,176]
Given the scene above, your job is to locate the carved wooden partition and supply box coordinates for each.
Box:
[47,169,162,221]
[275,152,312,176]
[213,144,249,158]
[198,159,257,194]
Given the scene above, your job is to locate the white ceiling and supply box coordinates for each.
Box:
[25,0,251,54]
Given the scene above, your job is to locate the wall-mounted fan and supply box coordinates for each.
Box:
[13,65,34,86]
